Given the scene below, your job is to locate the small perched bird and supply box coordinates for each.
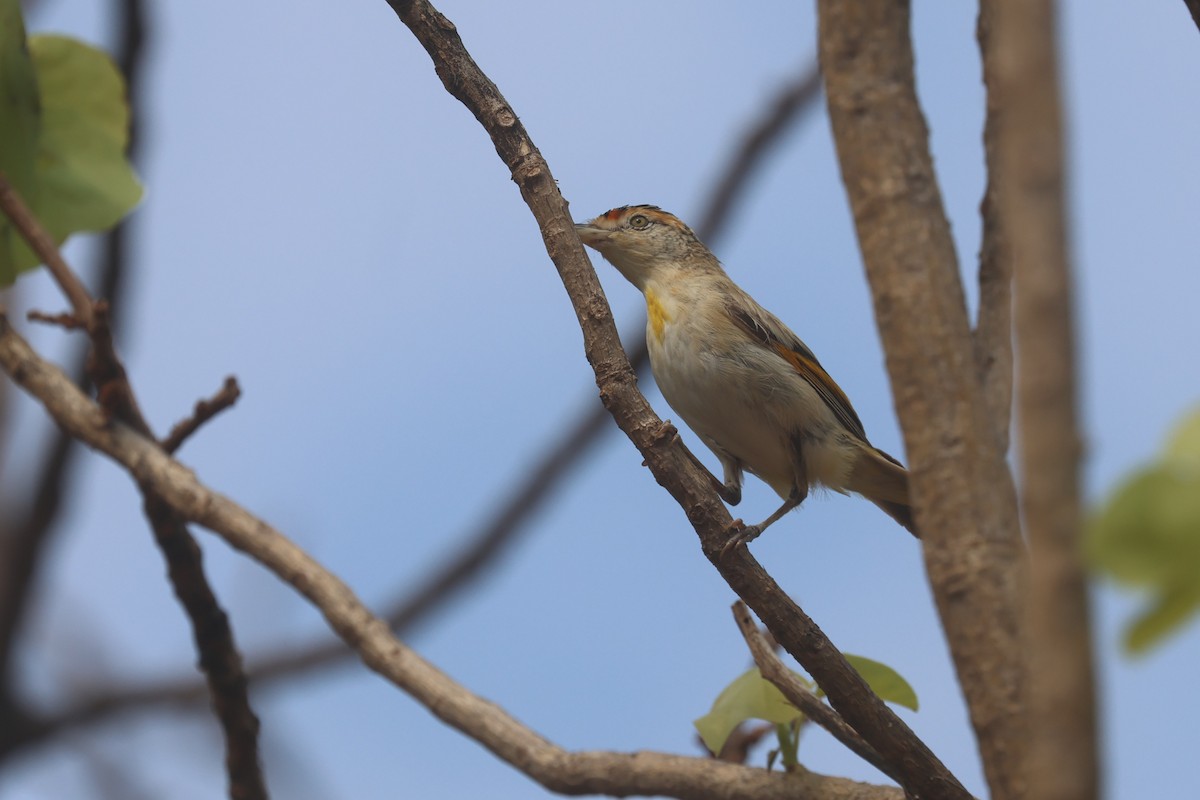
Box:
[575,204,918,552]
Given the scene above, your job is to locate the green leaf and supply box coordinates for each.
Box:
[0,0,41,280]
[1163,408,1200,466]
[0,30,142,285]
[843,654,919,711]
[693,667,807,756]
[1088,408,1200,654]
[694,653,919,756]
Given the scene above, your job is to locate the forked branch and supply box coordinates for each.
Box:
[816,1,1025,797]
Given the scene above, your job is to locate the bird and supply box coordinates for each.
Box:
[574,204,918,553]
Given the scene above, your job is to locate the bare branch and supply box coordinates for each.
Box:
[0,177,94,327]
[162,376,241,454]
[140,493,267,800]
[706,722,773,764]
[992,3,1098,799]
[26,310,86,329]
[730,602,899,784]
[383,2,967,797]
[815,2,1026,797]
[1184,0,1200,34]
[973,0,1014,451]
[0,186,267,797]
[693,62,822,244]
[0,313,903,800]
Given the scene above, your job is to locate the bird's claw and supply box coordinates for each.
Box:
[654,420,680,444]
[720,520,762,560]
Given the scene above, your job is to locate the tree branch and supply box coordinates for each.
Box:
[815,2,1027,798]
[973,0,1014,452]
[992,3,1098,799]
[1184,0,1200,34]
[693,62,822,243]
[0,178,267,797]
[730,602,899,784]
[162,376,241,454]
[0,313,903,800]
[383,1,966,796]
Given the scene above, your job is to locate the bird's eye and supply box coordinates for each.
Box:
[628,214,650,230]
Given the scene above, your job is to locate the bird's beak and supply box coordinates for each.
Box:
[574,222,611,248]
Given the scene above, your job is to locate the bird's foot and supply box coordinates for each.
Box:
[720,520,762,560]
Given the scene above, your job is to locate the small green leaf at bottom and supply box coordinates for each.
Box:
[694,667,807,756]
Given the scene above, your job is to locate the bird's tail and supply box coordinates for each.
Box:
[847,446,920,538]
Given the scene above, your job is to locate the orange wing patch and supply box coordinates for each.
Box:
[770,343,865,439]
[726,303,867,441]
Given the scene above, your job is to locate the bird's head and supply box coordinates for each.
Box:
[575,205,714,289]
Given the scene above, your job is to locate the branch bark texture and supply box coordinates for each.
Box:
[992,3,1098,799]
[973,0,1014,452]
[816,2,1026,798]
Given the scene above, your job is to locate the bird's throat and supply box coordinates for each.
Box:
[645,288,671,344]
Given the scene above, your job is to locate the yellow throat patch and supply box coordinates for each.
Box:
[645,288,671,343]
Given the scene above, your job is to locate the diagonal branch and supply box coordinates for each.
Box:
[992,2,1098,799]
[0,312,904,800]
[1185,0,1200,34]
[692,61,821,243]
[384,1,967,796]
[730,602,899,783]
[815,2,1026,798]
[162,376,241,454]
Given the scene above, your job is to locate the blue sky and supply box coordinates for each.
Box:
[4,1,1199,798]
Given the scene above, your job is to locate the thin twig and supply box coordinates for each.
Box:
[817,2,1026,797]
[730,601,901,783]
[0,311,904,800]
[704,722,773,764]
[162,376,241,454]
[993,2,1098,799]
[26,310,86,329]
[0,177,94,328]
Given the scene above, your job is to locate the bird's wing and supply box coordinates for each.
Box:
[725,301,868,442]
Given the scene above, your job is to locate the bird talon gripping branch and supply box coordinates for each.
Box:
[720,521,758,560]
[576,205,920,544]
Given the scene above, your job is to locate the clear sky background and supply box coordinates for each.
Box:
[4,1,1199,798]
